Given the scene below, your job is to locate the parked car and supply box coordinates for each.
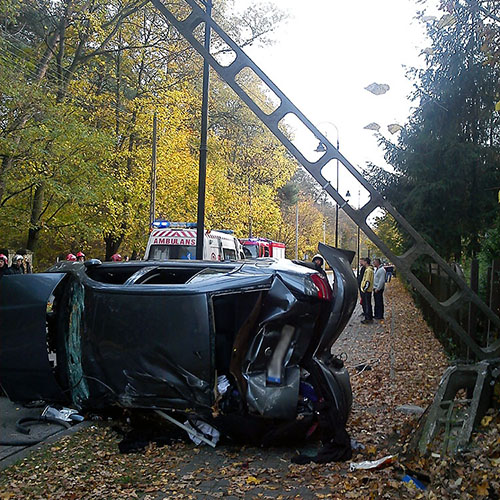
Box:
[0,244,357,457]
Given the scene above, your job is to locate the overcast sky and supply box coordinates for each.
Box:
[231,0,438,204]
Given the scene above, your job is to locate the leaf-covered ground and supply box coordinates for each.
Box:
[1,278,499,499]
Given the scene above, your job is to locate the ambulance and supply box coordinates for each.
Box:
[145,221,245,261]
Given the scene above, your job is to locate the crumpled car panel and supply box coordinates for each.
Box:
[0,273,68,402]
[83,289,214,409]
[0,246,357,431]
[315,243,359,357]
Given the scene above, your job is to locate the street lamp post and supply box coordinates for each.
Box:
[356,189,360,277]
[346,189,361,277]
[295,200,299,260]
[195,0,212,260]
[334,134,339,248]
[315,122,340,247]
[149,111,157,228]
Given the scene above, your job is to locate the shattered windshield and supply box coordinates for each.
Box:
[148,244,195,260]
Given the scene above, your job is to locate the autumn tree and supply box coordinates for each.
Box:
[0,0,150,259]
[369,0,500,261]
[0,0,337,266]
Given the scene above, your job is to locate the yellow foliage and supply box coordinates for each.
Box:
[0,0,332,264]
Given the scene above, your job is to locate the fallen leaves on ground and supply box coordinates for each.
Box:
[1,278,498,498]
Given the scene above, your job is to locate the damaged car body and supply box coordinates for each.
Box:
[0,244,358,457]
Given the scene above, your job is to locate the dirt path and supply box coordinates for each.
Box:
[0,278,452,499]
[335,278,448,457]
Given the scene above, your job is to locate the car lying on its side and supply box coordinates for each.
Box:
[0,244,357,459]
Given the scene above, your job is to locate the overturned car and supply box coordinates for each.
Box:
[0,244,357,459]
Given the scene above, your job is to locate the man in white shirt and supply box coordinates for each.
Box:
[373,258,386,320]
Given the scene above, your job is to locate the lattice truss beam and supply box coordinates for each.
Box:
[151,0,500,359]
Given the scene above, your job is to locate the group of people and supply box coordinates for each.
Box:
[65,251,86,262]
[0,254,26,277]
[0,250,127,278]
[310,254,390,325]
[358,257,388,324]
[65,252,125,262]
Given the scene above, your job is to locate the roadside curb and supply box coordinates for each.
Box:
[0,421,91,471]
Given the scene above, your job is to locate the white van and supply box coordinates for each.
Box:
[145,221,245,261]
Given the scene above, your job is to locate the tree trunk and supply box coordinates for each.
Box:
[25,4,72,254]
[103,110,138,259]
[104,234,124,261]
[115,29,122,137]
[26,183,45,252]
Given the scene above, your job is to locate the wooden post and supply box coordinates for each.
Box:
[487,259,500,347]
[467,259,479,360]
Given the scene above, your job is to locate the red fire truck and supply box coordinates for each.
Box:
[240,237,286,259]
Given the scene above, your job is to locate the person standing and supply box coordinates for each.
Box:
[357,258,366,316]
[7,254,24,274]
[384,263,394,282]
[360,257,374,324]
[373,258,386,320]
[312,254,327,279]
[0,254,8,278]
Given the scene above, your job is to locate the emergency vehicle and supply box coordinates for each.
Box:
[145,221,245,261]
[240,237,286,259]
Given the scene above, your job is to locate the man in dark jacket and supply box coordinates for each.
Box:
[373,258,386,320]
[357,258,366,315]
[7,254,24,275]
[360,258,374,324]
[312,254,328,280]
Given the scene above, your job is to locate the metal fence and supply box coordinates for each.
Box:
[411,259,500,361]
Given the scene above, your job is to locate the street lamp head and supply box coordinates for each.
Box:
[315,141,327,153]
